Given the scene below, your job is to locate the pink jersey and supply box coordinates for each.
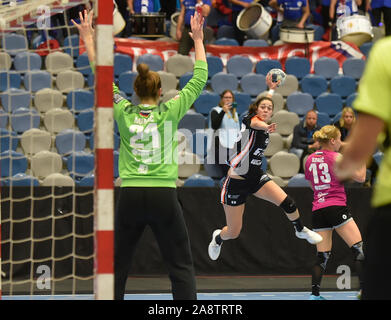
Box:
[305,150,347,211]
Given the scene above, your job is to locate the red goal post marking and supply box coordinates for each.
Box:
[94,0,114,300]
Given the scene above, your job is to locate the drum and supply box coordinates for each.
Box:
[130,13,166,37]
[113,3,125,35]
[170,12,180,40]
[337,15,373,47]
[236,4,272,39]
[279,27,315,44]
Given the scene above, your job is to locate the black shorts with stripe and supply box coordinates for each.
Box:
[311,205,353,231]
[220,174,272,206]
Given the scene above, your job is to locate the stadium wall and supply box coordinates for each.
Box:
[0,187,372,278]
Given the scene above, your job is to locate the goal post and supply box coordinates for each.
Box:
[0,0,115,300]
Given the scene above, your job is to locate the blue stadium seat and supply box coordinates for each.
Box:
[193,91,220,116]
[286,92,314,117]
[314,57,339,79]
[2,33,28,56]
[118,71,137,95]
[10,108,40,133]
[137,53,164,71]
[76,109,94,133]
[14,52,42,71]
[64,34,80,58]
[76,173,95,186]
[342,58,366,80]
[243,39,268,47]
[66,89,94,112]
[287,173,311,187]
[359,42,373,58]
[76,53,92,76]
[240,73,267,96]
[0,128,19,152]
[0,150,28,177]
[87,73,95,88]
[0,71,22,91]
[330,75,356,98]
[214,37,239,46]
[178,112,206,133]
[216,25,236,39]
[24,71,52,92]
[4,173,39,186]
[192,131,209,159]
[114,53,133,78]
[285,56,311,80]
[226,55,253,78]
[0,109,8,128]
[300,74,328,98]
[210,72,238,94]
[184,174,215,187]
[345,92,358,107]
[315,92,343,117]
[234,91,252,115]
[332,111,342,124]
[255,59,282,75]
[179,72,193,89]
[206,55,224,79]
[55,129,86,155]
[66,151,94,178]
[316,111,331,128]
[0,88,31,113]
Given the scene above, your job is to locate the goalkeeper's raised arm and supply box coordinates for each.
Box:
[71,10,95,63]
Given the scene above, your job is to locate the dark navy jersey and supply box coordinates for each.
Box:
[228,112,269,179]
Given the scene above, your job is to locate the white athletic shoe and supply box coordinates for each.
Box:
[208,229,222,261]
[295,227,323,245]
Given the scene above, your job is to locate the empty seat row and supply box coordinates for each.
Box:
[0,69,86,92]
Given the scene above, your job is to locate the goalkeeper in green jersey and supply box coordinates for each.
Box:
[72,9,208,300]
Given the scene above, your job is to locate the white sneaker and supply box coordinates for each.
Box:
[208,229,222,261]
[295,226,323,245]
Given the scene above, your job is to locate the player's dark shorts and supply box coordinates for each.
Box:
[312,205,353,231]
[220,174,272,206]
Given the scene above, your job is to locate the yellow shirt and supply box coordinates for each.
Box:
[353,37,391,207]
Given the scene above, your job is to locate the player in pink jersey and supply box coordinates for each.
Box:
[305,125,366,300]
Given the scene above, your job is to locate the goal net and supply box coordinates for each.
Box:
[0,0,114,299]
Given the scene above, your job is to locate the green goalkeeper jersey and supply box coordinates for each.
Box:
[113,60,208,188]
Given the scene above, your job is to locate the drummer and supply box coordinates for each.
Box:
[269,0,311,29]
[177,0,211,55]
[128,0,157,14]
[329,0,361,20]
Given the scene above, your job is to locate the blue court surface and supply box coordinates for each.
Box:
[2,291,359,300]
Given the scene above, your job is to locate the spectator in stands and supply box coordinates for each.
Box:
[177,0,211,56]
[305,125,366,300]
[73,9,208,300]
[334,106,356,144]
[290,109,321,172]
[367,0,391,36]
[213,0,233,24]
[128,0,157,14]
[228,0,253,45]
[207,74,323,262]
[269,0,311,29]
[329,0,361,20]
[210,90,241,177]
[334,36,391,300]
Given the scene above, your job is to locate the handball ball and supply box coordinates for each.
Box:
[267,68,286,87]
